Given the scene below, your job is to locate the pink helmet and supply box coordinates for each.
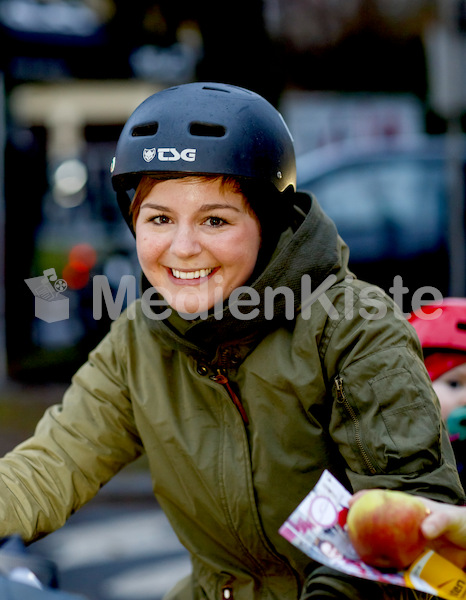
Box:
[409,298,466,351]
[408,298,466,381]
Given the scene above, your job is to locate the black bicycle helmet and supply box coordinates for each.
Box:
[111,82,296,226]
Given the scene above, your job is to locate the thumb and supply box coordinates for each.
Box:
[421,512,446,539]
[421,508,466,546]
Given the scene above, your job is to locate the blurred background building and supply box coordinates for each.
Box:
[1,0,466,385]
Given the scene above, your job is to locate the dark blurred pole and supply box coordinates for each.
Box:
[0,72,7,387]
[443,0,466,298]
[426,0,466,297]
[446,113,466,297]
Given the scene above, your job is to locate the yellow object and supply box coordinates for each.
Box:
[405,549,466,600]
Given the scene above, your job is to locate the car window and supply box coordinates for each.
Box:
[298,159,446,262]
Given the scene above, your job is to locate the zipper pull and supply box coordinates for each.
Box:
[335,376,345,402]
[211,369,249,424]
[222,586,233,599]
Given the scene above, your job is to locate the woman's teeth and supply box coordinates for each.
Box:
[171,268,213,280]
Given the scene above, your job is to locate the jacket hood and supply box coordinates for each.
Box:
[140,192,350,357]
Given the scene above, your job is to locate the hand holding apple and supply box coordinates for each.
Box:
[419,497,466,570]
[347,489,429,570]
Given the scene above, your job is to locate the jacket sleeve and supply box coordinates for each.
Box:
[0,318,144,543]
[320,281,465,502]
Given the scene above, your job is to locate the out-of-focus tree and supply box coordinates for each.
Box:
[264,0,436,96]
[265,0,435,51]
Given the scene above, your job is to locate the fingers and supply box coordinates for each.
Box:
[421,511,451,540]
[421,507,466,547]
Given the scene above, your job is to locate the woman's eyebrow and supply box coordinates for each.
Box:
[198,203,241,213]
[140,203,170,211]
[139,202,241,213]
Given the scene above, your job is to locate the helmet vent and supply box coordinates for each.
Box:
[202,85,230,93]
[458,322,466,331]
[189,122,226,138]
[131,122,159,137]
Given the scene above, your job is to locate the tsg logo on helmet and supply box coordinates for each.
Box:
[143,148,197,163]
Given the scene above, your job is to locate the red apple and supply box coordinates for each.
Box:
[347,489,429,570]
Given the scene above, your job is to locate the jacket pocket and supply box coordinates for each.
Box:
[369,367,441,471]
[331,366,441,476]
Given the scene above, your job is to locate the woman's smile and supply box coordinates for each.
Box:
[169,267,216,281]
[135,177,261,314]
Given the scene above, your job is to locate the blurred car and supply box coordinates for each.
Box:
[296,134,466,303]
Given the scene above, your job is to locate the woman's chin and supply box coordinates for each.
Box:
[171,294,212,316]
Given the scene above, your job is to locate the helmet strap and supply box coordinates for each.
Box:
[116,190,135,236]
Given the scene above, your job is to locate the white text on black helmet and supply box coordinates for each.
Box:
[143,148,197,163]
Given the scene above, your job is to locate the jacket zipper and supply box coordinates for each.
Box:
[209,365,300,592]
[334,376,377,474]
[211,369,249,425]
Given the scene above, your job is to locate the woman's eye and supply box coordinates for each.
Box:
[205,216,226,227]
[152,215,171,225]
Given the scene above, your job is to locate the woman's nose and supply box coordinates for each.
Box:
[170,226,202,257]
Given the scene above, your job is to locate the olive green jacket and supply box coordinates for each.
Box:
[0,194,463,600]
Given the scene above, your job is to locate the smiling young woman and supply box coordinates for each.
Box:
[133,176,261,315]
